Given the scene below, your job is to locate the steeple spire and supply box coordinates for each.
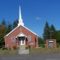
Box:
[18,6,24,26]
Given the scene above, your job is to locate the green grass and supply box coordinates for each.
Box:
[0,48,60,55]
[0,49,17,56]
[30,48,60,54]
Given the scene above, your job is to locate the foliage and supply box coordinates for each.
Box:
[50,24,56,39]
[43,21,60,46]
[13,19,18,28]
[0,20,6,48]
[38,37,45,47]
[0,19,18,48]
[7,24,12,33]
[43,21,50,40]
[43,21,56,40]
[55,31,60,44]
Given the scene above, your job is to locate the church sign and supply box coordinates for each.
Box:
[45,39,56,48]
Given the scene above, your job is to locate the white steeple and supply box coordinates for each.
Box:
[18,6,24,26]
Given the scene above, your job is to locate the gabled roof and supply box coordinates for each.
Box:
[4,25,39,37]
[4,6,39,38]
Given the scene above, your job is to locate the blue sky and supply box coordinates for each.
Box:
[0,0,60,37]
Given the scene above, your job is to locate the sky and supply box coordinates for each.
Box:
[0,0,60,37]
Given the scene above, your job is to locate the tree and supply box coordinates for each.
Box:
[13,19,18,28]
[7,24,12,33]
[0,19,6,48]
[0,19,13,48]
[1,19,6,26]
[43,21,50,40]
[50,24,56,39]
[55,31,60,44]
[50,24,56,32]
[38,37,45,47]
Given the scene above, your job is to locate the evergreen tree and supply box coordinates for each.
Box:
[43,21,50,40]
[38,37,45,47]
[13,19,18,28]
[50,24,56,32]
[7,24,12,33]
[50,24,56,39]
[0,19,6,48]
[1,19,6,26]
[55,31,60,45]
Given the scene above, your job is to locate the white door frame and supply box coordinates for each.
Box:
[20,40,25,45]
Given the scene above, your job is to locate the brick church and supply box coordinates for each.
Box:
[4,6,38,49]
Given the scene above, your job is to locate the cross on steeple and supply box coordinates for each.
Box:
[18,6,24,26]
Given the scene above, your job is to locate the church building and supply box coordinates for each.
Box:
[4,6,38,49]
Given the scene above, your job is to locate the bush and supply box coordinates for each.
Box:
[39,44,45,48]
[12,46,17,50]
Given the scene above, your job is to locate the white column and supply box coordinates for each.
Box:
[20,40,25,45]
[24,40,25,45]
[20,40,22,45]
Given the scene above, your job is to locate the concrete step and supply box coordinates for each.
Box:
[19,45,26,50]
[18,49,29,54]
[18,45,29,54]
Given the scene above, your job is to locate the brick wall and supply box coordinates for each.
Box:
[4,26,38,49]
[45,39,56,48]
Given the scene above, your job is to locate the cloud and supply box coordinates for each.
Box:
[36,17,41,20]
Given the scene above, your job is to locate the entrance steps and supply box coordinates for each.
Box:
[18,45,29,54]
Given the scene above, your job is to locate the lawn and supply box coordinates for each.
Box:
[0,48,60,55]
[0,49,17,56]
[30,48,60,54]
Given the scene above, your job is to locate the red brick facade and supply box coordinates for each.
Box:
[4,25,38,49]
[45,39,56,48]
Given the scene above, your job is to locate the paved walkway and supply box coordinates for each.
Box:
[0,53,60,60]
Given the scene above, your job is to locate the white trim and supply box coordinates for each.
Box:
[17,33,27,37]
[4,25,38,37]
[4,26,19,37]
[20,40,25,45]
[23,25,38,36]
[49,41,54,43]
